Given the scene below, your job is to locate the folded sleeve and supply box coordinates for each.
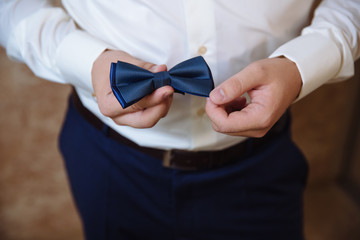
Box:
[269,0,360,100]
[0,0,109,93]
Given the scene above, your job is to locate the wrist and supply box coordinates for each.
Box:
[277,56,303,100]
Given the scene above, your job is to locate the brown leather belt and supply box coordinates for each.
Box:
[71,90,287,171]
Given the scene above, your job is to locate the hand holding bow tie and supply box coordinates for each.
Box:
[92,50,175,128]
[110,56,214,108]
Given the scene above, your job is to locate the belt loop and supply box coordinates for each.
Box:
[162,150,173,168]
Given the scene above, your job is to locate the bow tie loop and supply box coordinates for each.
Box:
[110,56,214,108]
[153,71,171,89]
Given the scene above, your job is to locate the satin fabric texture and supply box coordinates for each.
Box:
[110,56,214,108]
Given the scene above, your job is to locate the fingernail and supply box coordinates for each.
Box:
[211,88,226,102]
[150,65,159,71]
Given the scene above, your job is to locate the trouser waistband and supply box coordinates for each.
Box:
[71,89,289,171]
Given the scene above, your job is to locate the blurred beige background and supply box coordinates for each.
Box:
[1,47,360,239]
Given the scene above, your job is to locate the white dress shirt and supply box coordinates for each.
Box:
[1,0,359,150]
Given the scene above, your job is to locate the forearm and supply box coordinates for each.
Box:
[269,0,360,100]
[0,0,109,92]
[0,0,50,47]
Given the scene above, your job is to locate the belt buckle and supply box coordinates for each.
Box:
[162,150,174,168]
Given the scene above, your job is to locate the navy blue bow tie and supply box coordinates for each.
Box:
[110,56,214,108]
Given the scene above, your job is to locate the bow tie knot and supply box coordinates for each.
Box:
[153,71,171,89]
[110,56,214,108]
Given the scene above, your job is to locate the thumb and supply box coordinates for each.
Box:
[210,73,249,105]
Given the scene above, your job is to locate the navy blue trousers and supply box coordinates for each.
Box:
[59,98,308,240]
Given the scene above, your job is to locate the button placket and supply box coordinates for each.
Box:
[183,0,217,150]
[198,46,207,55]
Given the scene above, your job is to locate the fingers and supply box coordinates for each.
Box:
[209,62,264,105]
[129,86,173,112]
[96,64,170,116]
[206,58,302,137]
[103,86,174,128]
[92,50,174,128]
[101,84,173,116]
[206,62,269,137]
[113,91,173,128]
[206,98,273,137]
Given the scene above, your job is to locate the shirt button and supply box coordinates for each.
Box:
[197,108,205,117]
[197,46,207,55]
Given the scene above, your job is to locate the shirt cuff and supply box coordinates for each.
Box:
[55,30,109,93]
[269,33,342,101]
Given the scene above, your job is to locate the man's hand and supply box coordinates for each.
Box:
[91,50,174,128]
[205,57,302,137]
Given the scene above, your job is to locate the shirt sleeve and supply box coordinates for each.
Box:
[0,0,109,93]
[269,0,360,100]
